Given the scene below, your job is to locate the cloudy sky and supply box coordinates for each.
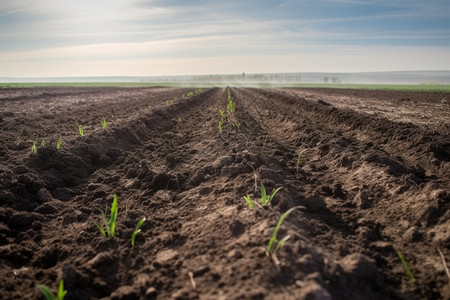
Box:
[1,0,450,77]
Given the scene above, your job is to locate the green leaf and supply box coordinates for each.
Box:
[244,195,254,208]
[31,141,37,153]
[267,207,300,254]
[56,134,62,149]
[260,182,267,205]
[77,124,84,136]
[94,194,118,238]
[132,217,145,247]
[396,250,415,281]
[269,187,282,202]
[57,280,67,300]
[274,235,291,253]
[37,284,55,300]
[296,149,308,173]
[93,220,106,236]
[109,194,118,237]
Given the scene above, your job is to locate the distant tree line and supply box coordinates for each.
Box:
[191,73,304,83]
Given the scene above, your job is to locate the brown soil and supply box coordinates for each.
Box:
[0,86,449,300]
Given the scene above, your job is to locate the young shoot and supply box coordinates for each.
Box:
[77,124,84,137]
[28,140,37,153]
[41,140,46,147]
[296,149,308,173]
[131,217,146,247]
[260,182,282,206]
[178,117,182,122]
[235,123,241,130]
[226,94,236,114]
[243,194,254,208]
[267,206,300,255]
[56,134,62,149]
[94,194,118,238]
[219,109,225,121]
[102,118,107,130]
[37,280,67,300]
[218,120,222,135]
[396,250,415,282]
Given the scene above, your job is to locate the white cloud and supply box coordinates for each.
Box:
[1,0,449,77]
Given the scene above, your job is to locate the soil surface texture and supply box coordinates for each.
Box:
[0,86,449,300]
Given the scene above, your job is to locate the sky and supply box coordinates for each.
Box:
[1,0,450,77]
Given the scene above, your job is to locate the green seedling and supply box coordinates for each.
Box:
[173,96,178,101]
[187,91,194,97]
[226,90,236,114]
[219,109,225,120]
[102,118,107,129]
[37,279,67,300]
[218,120,222,134]
[438,248,450,283]
[166,100,170,105]
[235,123,241,130]
[147,105,152,110]
[178,117,182,122]
[94,194,118,238]
[243,194,254,208]
[41,140,45,147]
[296,149,308,173]
[267,206,300,255]
[260,182,281,206]
[131,217,146,247]
[227,98,235,114]
[28,140,37,153]
[396,250,415,281]
[77,124,84,136]
[56,134,62,149]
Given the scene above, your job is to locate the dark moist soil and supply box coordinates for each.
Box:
[0,86,449,300]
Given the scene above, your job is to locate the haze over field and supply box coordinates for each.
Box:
[1,0,450,77]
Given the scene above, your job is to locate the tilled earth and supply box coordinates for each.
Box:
[0,86,449,300]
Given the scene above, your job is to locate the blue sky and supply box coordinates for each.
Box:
[1,0,450,77]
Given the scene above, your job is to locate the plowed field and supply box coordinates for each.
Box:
[0,87,449,299]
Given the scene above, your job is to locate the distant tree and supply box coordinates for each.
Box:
[324,77,329,83]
